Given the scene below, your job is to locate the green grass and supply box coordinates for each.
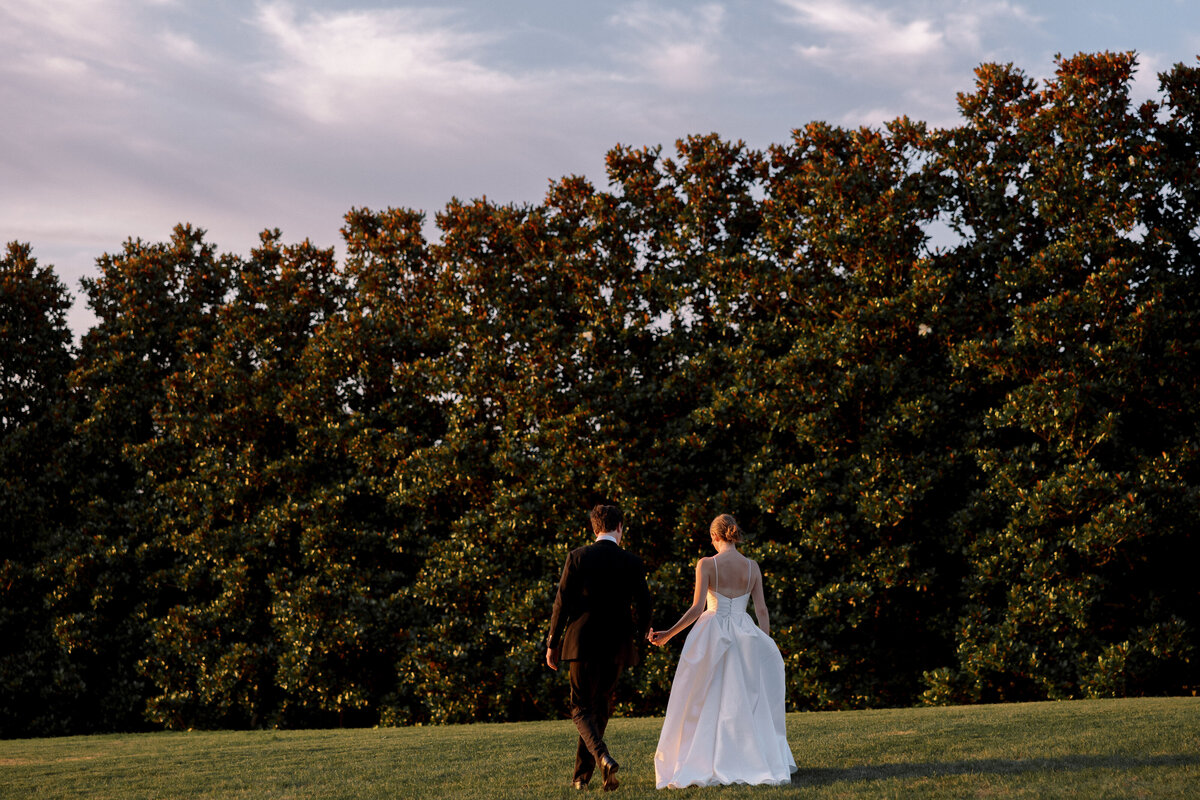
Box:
[2,698,1198,799]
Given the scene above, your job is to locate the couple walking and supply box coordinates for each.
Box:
[545,505,797,790]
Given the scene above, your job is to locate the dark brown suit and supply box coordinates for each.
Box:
[547,538,653,783]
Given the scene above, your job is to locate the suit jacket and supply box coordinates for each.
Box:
[547,539,653,667]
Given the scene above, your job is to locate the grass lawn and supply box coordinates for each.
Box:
[2,697,1197,799]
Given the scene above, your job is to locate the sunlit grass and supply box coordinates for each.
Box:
[2,698,1197,799]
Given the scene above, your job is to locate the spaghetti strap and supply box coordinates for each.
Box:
[713,557,718,593]
[747,558,753,588]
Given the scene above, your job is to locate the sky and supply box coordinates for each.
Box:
[3,0,1198,335]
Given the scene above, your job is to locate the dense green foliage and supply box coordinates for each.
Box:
[1,53,1197,736]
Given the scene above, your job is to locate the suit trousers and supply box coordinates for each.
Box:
[568,659,622,781]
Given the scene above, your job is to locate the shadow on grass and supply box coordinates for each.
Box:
[792,754,1200,787]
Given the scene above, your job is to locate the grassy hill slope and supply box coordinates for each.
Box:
[2,698,1198,799]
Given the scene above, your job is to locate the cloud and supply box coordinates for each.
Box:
[774,0,1043,128]
[608,3,728,92]
[778,0,1039,72]
[781,0,945,61]
[942,2,1041,52]
[157,29,207,65]
[839,105,903,129]
[0,0,130,49]
[0,2,175,192]
[252,2,526,131]
[0,1,265,310]
[13,0,1182,346]
[0,1,131,97]
[0,0,201,82]
[0,0,234,112]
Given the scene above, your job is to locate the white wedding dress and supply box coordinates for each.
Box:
[654,558,796,789]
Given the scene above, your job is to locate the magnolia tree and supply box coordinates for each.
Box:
[1,53,1196,736]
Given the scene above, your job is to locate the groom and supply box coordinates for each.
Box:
[546,504,653,791]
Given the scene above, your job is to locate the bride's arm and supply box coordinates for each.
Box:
[750,560,770,636]
[648,559,709,645]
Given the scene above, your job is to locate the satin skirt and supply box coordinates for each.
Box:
[654,592,796,789]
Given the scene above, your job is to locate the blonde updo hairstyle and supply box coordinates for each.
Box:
[709,514,745,544]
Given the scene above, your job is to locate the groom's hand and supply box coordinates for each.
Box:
[546,647,560,671]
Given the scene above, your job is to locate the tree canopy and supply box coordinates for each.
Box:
[2,52,1197,736]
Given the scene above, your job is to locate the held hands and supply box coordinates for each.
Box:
[647,628,669,647]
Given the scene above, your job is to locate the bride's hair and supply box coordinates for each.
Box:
[710,514,745,543]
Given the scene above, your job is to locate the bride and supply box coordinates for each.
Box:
[648,514,796,789]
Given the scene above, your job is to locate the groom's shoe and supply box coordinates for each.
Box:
[599,754,620,792]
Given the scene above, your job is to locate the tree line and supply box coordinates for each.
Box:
[2,53,1198,737]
